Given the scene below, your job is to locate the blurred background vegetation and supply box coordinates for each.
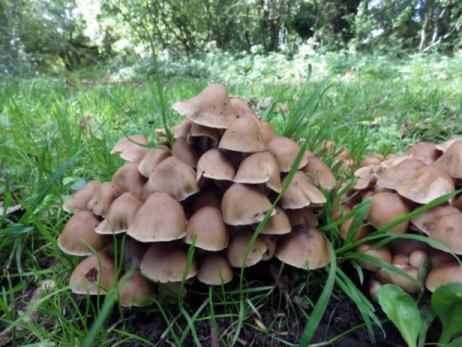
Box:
[1,0,462,76]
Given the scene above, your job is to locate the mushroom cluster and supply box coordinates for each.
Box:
[58,84,335,305]
[341,139,462,296]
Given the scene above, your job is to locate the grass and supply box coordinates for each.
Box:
[1,52,462,346]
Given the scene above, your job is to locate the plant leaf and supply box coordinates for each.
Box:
[378,284,422,347]
[431,283,462,344]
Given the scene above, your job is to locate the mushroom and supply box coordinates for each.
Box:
[58,211,109,256]
[281,172,326,209]
[63,180,100,213]
[435,138,462,153]
[196,149,235,181]
[144,157,199,201]
[95,193,142,235]
[172,137,199,168]
[234,151,282,192]
[376,158,426,191]
[87,182,117,217]
[259,207,291,235]
[229,97,259,122]
[118,271,155,307]
[137,146,171,178]
[112,163,146,200]
[69,252,117,295]
[111,135,148,162]
[127,192,186,242]
[219,116,265,153]
[353,165,381,190]
[226,231,269,268]
[221,184,274,225]
[407,142,440,165]
[275,227,330,270]
[140,243,197,283]
[435,140,462,178]
[185,206,229,251]
[357,244,392,271]
[267,137,310,172]
[426,263,462,292]
[367,191,410,233]
[302,156,336,191]
[172,84,234,129]
[197,254,233,285]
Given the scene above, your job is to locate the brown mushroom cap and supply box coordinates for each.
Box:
[172,84,233,129]
[137,146,171,178]
[219,116,265,153]
[412,205,459,234]
[140,244,197,283]
[118,271,155,307]
[426,263,462,292]
[128,192,186,242]
[353,165,381,190]
[368,191,410,233]
[302,156,336,191]
[172,137,199,168]
[111,135,148,162]
[63,180,100,213]
[226,231,269,268]
[197,254,233,285]
[281,172,326,209]
[95,193,142,235]
[229,97,259,122]
[87,182,117,217]
[267,137,310,172]
[234,151,282,192]
[58,211,109,256]
[69,252,116,295]
[435,140,462,179]
[396,165,454,204]
[260,207,291,235]
[112,163,145,199]
[185,206,229,251]
[276,227,330,270]
[407,142,440,165]
[196,149,235,181]
[221,184,273,226]
[376,158,426,191]
[144,157,199,201]
[357,244,392,271]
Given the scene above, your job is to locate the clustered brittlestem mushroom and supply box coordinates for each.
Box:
[338,139,462,296]
[59,84,335,305]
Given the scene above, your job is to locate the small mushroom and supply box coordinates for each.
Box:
[63,180,100,213]
[267,137,310,172]
[219,116,265,153]
[226,231,269,268]
[376,158,426,191]
[112,163,146,200]
[185,206,229,251]
[281,172,326,209]
[118,271,155,307]
[302,156,336,191]
[197,254,233,285]
[87,182,117,217]
[58,211,109,256]
[137,146,171,178]
[140,244,197,283]
[196,149,235,181]
[260,207,291,235]
[435,140,462,178]
[234,151,282,192]
[368,192,410,233]
[111,135,148,162]
[144,157,199,201]
[128,192,186,242]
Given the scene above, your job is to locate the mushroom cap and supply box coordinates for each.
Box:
[197,254,233,285]
[281,172,326,209]
[435,138,462,153]
[407,142,440,165]
[58,211,109,256]
[302,156,336,191]
[426,263,462,292]
[435,140,462,178]
[357,244,392,272]
[140,244,197,283]
[267,137,310,172]
[172,84,233,129]
[376,158,426,191]
[144,157,199,201]
[95,193,142,235]
[137,146,171,178]
[197,149,235,181]
[63,180,100,213]
[185,206,229,251]
[226,231,269,268]
[172,137,199,168]
[221,184,273,226]
[127,192,186,242]
[173,120,193,139]
[234,151,282,192]
[118,271,155,307]
[286,208,319,229]
[112,163,146,199]
[259,120,275,144]
[275,227,330,270]
[260,207,291,235]
[87,182,117,217]
[187,123,222,146]
[69,252,116,295]
[396,165,454,204]
[229,97,259,121]
[353,165,381,190]
[111,135,148,162]
[368,191,410,233]
[412,205,459,234]
[219,116,265,153]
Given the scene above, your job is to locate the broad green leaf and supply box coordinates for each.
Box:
[378,284,422,347]
[431,283,462,344]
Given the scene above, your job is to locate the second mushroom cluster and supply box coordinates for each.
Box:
[58,84,336,305]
